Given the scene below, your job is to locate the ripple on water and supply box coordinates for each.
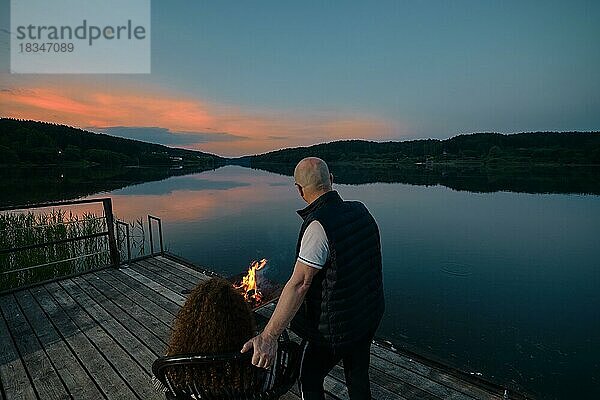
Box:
[439,261,474,277]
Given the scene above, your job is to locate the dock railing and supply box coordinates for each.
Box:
[0,197,120,293]
[147,214,164,256]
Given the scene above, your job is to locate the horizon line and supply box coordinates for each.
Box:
[2,117,600,159]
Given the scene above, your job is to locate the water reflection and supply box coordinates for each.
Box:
[2,164,599,399]
[0,165,221,206]
[251,162,600,194]
[113,177,250,196]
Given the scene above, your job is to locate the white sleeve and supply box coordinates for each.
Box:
[297,220,329,269]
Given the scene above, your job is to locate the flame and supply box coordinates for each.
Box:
[234,259,268,304]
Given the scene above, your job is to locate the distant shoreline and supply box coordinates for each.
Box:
[251,159,600,168]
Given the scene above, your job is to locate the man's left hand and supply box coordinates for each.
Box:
[241,331,278,369]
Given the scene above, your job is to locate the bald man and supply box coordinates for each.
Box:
[242,157,384,400]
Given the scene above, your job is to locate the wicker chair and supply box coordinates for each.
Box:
[152,332,302,400]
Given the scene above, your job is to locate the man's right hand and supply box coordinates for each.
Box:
[241,259,318,368]
[241,331,278,369]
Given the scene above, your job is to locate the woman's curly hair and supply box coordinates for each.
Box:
[166,277,258,391]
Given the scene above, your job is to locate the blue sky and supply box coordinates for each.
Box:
[1,0,599,156]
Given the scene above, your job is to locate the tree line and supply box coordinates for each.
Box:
[2,119,599,168]
[250,132,600,166]
[0,118,224,167]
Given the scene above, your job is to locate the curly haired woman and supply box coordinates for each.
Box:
[164,277,259,392]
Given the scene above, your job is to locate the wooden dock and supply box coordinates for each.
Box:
[0,254,528,400]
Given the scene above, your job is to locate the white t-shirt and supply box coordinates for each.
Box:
[297,220,329,269]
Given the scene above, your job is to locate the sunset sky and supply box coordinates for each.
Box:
[1,0,599,157]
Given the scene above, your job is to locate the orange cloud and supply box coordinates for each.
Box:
[0,79,400,156]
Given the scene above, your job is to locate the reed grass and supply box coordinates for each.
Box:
[0,209,111,291]
[1,206,160,292]
[115,216,148,260]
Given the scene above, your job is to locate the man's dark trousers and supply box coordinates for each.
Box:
[298,333,373,400]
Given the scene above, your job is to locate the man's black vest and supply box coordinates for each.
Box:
[290,190,385,348]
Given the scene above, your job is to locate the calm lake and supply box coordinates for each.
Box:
[6,164,600,399]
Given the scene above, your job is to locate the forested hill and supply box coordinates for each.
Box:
[0,118,224,167]
[250,132,600,168]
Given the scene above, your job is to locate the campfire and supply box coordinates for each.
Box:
[231,258,281,310]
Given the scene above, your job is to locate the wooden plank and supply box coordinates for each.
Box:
[328,363,409,400]
[147,256,211,286]
[45,281,159,400]
[370,345,499,400]
[324,393,341,400]
[82,274,171,341]
[95,269,179,317]
[0,301,37,400]
[155,255,213,282]
[59,279,158,378]
[0,294,69,400]
[279,391,301,400]
[323,375,350,399]
[368,351,472,400]
[31,284,136,400]
[281,323,407,400]
[144,256,204,282]
[129,262,189,294]
[286,347,411,400]
[368,364,440,400]
[14,290,104,399]
[120,268,185,306]
[74,275,167,356]
[289,373,348,400]
[137,258,199,290]
[257,302,497,400]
